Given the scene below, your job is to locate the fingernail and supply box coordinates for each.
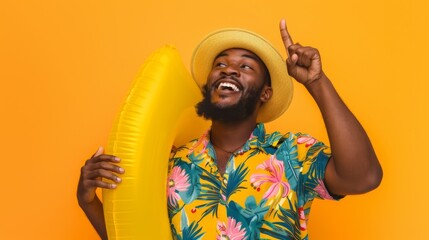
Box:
[119,167,125,173]
[116,177,122,183]
[114,157,121,162]
[110,183,117,189]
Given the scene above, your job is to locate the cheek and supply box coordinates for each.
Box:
[206,71,218,88]
[244,76,264,90]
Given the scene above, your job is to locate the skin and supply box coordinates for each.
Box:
[206,48,273,174]
[77,19,383,238]
[77,146,123,240]
[195,50,270,123]
[279,19,382,195]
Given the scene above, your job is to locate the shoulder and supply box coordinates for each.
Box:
[170,138,199,158]
[170,130,210,159]
[276,132,326,146]
[275,132,330,159]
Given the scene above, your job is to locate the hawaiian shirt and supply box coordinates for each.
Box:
[167,123,339,240]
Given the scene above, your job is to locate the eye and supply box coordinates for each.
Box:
[215,62,227,68]
[241,64,252,70]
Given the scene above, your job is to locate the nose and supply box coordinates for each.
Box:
[221,65,240,77]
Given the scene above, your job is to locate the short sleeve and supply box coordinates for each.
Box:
[295,133,342,201]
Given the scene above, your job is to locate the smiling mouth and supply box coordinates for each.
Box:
[217,82,240,92]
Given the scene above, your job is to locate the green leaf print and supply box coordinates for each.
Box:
[277,134,300,190]
[225,162,249,200]
[227,196,269,239]
[181,221,205,240]
[259,196,302,239]
[195,168,222,220]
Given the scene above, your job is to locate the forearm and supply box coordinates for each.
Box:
[79,196,108,240]
[306,74,382,194]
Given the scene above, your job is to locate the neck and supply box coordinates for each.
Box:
[210,116,258,153]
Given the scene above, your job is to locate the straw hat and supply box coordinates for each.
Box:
[191,28,293,123]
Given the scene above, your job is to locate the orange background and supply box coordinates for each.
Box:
[1,0,428,239]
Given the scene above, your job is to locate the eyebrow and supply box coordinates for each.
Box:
[214,52,261,62]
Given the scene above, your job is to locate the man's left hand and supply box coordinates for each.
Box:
[280,19,324,86]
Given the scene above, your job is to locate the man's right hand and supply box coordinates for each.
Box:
[77,146,125,205]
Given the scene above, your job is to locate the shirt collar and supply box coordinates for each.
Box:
[187,123,284,164]
[241,123,283,153]
[197,123,280,155]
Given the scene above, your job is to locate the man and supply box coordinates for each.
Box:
[78,20,382,239]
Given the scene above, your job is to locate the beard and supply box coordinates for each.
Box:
[195,84,263,123]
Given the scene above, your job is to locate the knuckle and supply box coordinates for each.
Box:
[110,174,118,182]
[98,182,106,188]
[303,51,312,58]
[314,49,320,56]
[289,44,301,52]
[96,169,105,176]
[96,181,106,189]
[82,179,93,189]
[81,165,90,175]
[100,161,112,170]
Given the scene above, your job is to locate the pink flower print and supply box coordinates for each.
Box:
[217,217,247,240]
[314,179,334,200]
[297,135,317,147]
[188,131,209,154]
[298,207,307,231]
[200,137,209,154]
[250,155,290,200]
[249,132,255,139]
[167,166,191,206]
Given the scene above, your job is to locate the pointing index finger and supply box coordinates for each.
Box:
[279,19,294,57]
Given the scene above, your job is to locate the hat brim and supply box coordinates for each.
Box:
[191,28,293,123]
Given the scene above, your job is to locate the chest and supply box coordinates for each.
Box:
[168,149,308,239]
[214,150,231,176]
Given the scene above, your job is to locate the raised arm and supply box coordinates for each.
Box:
[279,19,382,196]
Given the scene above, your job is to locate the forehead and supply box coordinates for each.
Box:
[214,48,263,63]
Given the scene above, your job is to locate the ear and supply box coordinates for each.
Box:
[260,85,273,103]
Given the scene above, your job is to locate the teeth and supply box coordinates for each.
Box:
[218,82,240,92]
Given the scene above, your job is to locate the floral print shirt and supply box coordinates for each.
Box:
[167,123,339,240]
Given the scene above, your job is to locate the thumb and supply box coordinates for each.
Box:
[92,146,104,157]
[288,53,298,65]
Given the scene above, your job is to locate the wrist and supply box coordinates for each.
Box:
[78,195,101,209]
[305,72,330,96]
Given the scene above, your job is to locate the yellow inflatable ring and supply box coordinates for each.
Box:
[102,45,208,239]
